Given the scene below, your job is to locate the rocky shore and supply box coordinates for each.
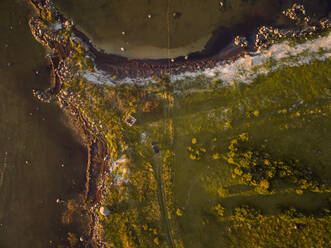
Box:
[27,0,330,247]
[57,91,107,247]
[29,0,330,83]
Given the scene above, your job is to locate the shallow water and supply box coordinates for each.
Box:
[0,1,86,247]
[55,0,330,58]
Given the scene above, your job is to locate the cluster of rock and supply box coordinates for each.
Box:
[29,18,56,49]
[255,26,282,50]
[282,3,309,24]
[32,0,55,11]
[29,0,71,48]
[56,58,77,82]
[56,88,106,139]
[253,3,331,51]
[319,18,330,30]
[32,89,54,103]
[234,35,248,48]
[57,89,83,115]
[29,1,98,107]
[255,18,330,51]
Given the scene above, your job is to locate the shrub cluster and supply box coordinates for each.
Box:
[224,133,326,194]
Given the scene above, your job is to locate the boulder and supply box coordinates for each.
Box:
[100,206,110,216]
[234,36,248,48]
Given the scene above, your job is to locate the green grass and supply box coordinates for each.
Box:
[63,44,331,247]
[167,58,331,247]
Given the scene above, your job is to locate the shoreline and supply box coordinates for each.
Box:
[28,0,330,84]
[27,1,330,247]
[71,23,249,80]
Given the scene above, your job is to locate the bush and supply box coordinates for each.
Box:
[231,205,261,222]
[223,133,325,194]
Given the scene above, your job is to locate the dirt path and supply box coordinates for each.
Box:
[153,154,175,248]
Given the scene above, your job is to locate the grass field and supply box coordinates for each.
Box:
[63,39,331,247]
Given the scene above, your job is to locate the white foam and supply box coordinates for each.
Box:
[53,23,62,31]
[82,68,116,86]
[172,33,331,86]
[81,33,331,87]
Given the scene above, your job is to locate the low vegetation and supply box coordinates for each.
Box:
[58,22,330,247]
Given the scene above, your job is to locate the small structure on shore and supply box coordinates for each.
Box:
[125,115,136,126]
[151,142,160,154]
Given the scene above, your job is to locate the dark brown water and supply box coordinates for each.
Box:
[55,0,330,58]
[0,1,86,247]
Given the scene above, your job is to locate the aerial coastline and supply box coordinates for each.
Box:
[29,0,330,84]
[26,0,331,247]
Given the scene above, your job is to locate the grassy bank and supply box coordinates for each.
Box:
[62,53,331,247]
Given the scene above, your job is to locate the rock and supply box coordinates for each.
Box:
[282,3,307,23]
[100,206,110,216]
[244,53,250,58]
[234,36,248,48]
[172,12,182,19]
